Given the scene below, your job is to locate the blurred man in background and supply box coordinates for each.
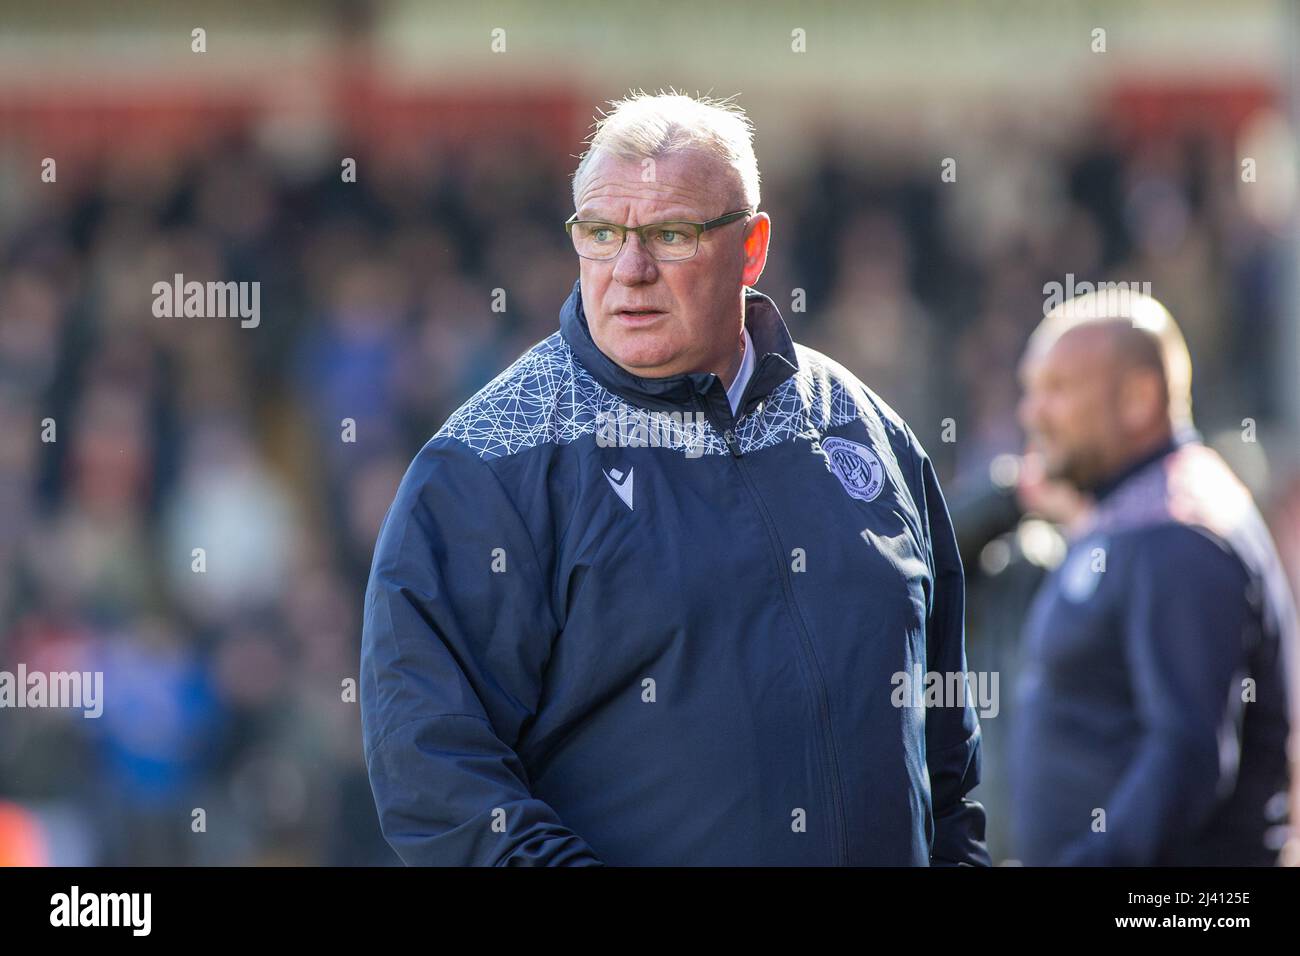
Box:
[1011,289,1299,865]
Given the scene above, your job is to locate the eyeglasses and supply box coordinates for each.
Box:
[564,208,753,261]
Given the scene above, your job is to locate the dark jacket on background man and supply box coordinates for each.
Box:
[1012,432,1297,865]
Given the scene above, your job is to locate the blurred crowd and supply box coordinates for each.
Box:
[0,109,1297,864]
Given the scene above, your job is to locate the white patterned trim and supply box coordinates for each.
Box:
[439,332,871,460]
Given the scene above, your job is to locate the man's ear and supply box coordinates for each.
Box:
[741,213,771,287]
[1118,367,1165,433]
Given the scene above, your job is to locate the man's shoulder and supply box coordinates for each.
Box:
[433,330,600,461]
[791,340,919,455]
[1090,445,1259,597]
[1096,442,1259,543]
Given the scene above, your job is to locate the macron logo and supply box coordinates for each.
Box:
[603,466,634,511]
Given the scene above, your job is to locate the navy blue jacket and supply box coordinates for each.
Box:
[1012,433,1298,865]
[361,279,990,866]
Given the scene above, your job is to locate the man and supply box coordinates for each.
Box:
[360,92,989,866]
[1011,289,1299,865]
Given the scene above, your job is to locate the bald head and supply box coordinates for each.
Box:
[1018,290,1194,492]
[1026,290,1193,425]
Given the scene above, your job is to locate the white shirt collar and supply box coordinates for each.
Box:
[725,326,756,416]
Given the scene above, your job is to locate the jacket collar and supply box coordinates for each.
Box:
[558,277,799,429]
[1091,424,1202,502]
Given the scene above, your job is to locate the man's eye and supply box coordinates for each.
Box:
[656,230,682,243]
[591,227,615,242]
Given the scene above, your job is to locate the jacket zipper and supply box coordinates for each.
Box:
[712,407,851,865]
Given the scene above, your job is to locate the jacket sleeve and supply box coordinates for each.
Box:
[1055,525,1251,866]
[360,435,604,866]
[910,429,992,866]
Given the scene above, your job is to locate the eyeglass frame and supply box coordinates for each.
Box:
[563,208,754,261]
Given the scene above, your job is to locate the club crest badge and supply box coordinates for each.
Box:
[822,437,886,502]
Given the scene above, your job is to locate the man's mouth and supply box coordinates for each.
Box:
[614,308,667,323]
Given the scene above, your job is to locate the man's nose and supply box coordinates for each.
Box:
[612,231,658,285]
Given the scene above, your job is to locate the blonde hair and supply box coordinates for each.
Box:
[571,89,761,210]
